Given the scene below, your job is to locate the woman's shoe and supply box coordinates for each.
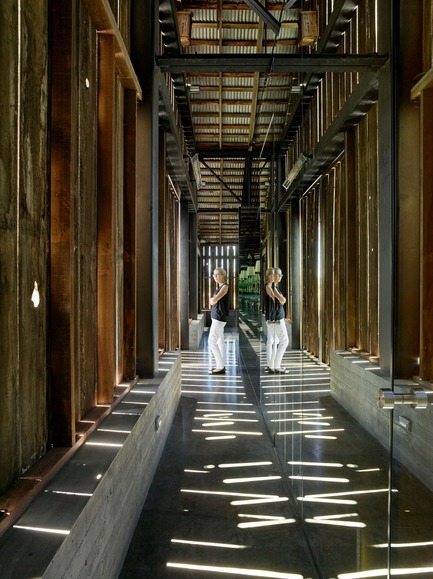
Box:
[265,367,275,374]
[209,367,225,375]
[274,368,289,374]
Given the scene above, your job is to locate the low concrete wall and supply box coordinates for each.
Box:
[331,350,433,493]
[189,313,204,350]
[43,353,182,579]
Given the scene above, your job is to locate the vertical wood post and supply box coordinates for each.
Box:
[345,128,356,349]
[97,34,116,402]
[420,88,433,380]
[50,0,77,445]
[123,90,137,380]
[132,0,160,375]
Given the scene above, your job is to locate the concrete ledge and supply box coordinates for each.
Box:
[0,353,181,579]
[331,350,433,493]
[42,352,181,578]
[188,314,204,350]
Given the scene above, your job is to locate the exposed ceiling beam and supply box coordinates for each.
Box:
[243,0,281,36]
[156,53,388,74]
[199,148,272,159]
[200,159,244,205]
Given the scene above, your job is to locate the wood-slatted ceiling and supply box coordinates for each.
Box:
[177,0,301,248]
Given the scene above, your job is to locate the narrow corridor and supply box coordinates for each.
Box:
[120,326,319,578]
[120,321,433,579]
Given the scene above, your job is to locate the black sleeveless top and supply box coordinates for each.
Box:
[264,284,275,321]
[211,284,230,321]
[273,285,285,321]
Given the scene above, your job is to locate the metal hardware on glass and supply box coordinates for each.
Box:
[376,387,433,410]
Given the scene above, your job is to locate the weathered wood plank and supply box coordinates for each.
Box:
[76,0,98,419]
[420,88,433,380]
[50,0,77,446]
[123,90,137,379]
[345,129,356,348]
[97,34,117,403]
[82,0,141,98]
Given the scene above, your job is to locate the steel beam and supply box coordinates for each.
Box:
[243,0,281,36]
[156,53,388,74]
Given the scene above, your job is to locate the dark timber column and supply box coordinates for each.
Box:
[50,0,77,445]
[291,203,301,350]
[269,155,276,266]
[420,89,433,379]
[180,203,189,349]
[132,0,159,375]
[345,129,356,349]
[97,35,116,403]
[123,90,137,380]
[395,0,422,377]
[189,212,199,318]
[377,0,396,376]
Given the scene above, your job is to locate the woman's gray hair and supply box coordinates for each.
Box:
[265,267,275,279]
[214,267,227,279]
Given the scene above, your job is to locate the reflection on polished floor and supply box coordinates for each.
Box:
[120,318,433,579]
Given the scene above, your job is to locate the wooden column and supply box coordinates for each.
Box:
[123,90,137,380]
[97,34,116,403]
[189,213,199,319]
[50,0,77,446]
[345,128,356,349]
[132,0,159,375]
[420,88,433,380]
[180,202,190,349]
[377,0,396,376]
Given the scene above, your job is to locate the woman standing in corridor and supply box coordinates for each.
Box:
[264,267,277,373]
[272,267,289,374]
[208,268,230,374]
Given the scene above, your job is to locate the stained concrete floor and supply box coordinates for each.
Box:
[120,320,433,579]
[1,316,433,578]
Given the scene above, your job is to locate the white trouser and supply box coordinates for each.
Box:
[266,320,289,370]
[209,319,227,369]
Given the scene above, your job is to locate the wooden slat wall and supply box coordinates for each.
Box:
[201,245,238,312]
[301,162,346,365]
[285,0,380,363]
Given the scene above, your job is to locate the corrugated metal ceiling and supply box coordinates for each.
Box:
[175,1,303,253]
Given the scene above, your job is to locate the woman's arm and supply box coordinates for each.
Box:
[274,286,286,305]
[209,283,229,305]
[265,283,275,300]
